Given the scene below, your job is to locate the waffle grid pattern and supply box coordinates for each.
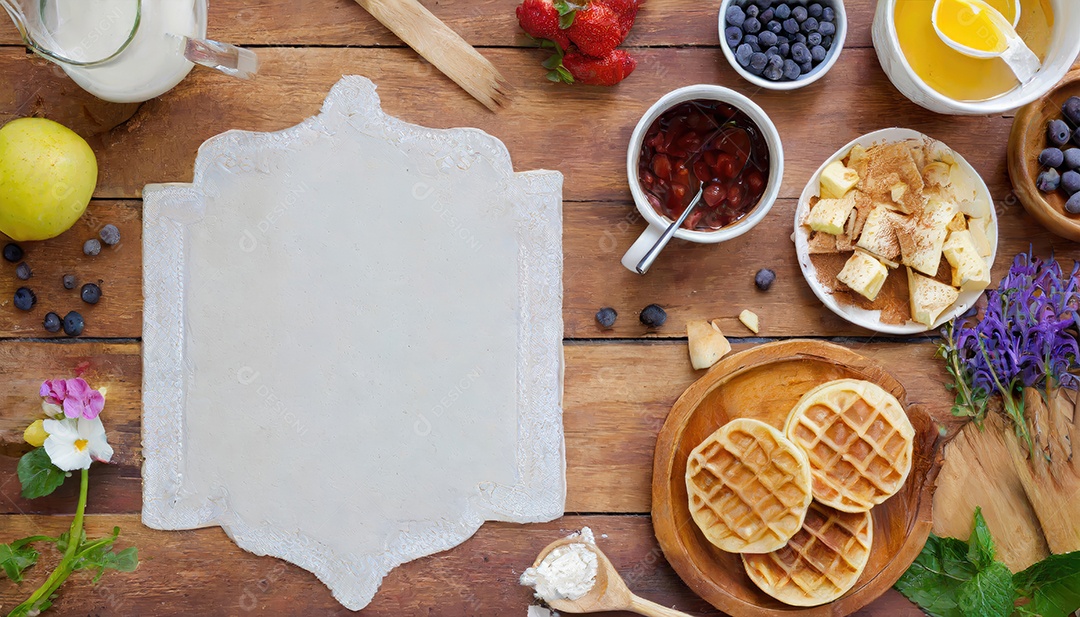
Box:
[788,385,913,511]
[687,420,811,553]
[743,502,872,606]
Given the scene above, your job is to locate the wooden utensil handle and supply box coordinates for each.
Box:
[629,595,695,617]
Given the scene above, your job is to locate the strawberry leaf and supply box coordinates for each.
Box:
[553,0,584,29]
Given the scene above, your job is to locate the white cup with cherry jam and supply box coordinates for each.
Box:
[621,85,784,273]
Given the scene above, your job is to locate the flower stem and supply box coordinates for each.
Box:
[8,468,88,617]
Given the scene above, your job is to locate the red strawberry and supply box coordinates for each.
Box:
[597,0,640,38]
[566,3,622,58]
[561,48,637,85]
[516,0,571,49]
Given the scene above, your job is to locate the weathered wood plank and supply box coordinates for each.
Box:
[0,339,957,515]
[0,0,879,48]
[0,513,922,616]
[0,47,1019,202]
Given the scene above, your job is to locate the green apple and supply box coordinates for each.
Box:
[0,118,98,241]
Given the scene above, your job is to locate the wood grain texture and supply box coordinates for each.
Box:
[0,0,880,49]
[0,48,1020,202]
[0,340,956,517]
[0,514,924,616]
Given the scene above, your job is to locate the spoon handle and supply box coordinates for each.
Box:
[628,594,695,617]
[634,187,704,274]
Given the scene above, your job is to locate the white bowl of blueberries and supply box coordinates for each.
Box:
[719,0,846,90]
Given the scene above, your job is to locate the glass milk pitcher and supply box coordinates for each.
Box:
[1,0,257,103]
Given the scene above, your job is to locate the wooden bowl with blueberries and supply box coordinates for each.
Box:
[1008,68,1080,242]
[718,0,847,91]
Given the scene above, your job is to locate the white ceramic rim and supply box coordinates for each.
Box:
[793,128,1000,335]
[717,0,848,91]
[626,84,784,243]
[877,0,1080,114]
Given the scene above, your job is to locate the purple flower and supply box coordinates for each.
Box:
[39,377,105,420]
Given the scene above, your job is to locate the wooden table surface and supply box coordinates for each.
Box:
[0,1,1077,615]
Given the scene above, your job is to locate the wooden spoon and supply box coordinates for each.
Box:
[530,537,693,617]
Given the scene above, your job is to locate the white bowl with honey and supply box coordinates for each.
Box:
[873,0,1080,115]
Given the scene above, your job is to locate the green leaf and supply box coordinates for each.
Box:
[1013,551,1080,617]
[552,0,583,28]
[894,534,971,617]
[541,54,562,70]
[17,447,68,499]
[968,507,996,570]
[0,542,39,583]
[955,560,1014,617]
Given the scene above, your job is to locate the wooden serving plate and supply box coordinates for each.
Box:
[1009,67,1080,242]
[652,340,942,617]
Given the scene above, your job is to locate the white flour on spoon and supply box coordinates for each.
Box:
[521,527,599,602]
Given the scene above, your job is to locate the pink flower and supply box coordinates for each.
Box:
[39,378,105,420]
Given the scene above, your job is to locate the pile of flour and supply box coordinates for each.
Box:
[520,527,599,602]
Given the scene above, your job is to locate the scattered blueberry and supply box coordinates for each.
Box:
[1039,147,1064,168]
[62,311,84,337]
[3,243,22,263]
[743,16,762,33]
[791,42,811,63]
[1048,119,1071,147]
[808,2,823,17]
[1068,192,1080,215]
[793,5,808,22]
[746,4,759,18]
[810,44,827,62]
[1063,170,1080,195]
[818,20,836,36]
[83,238,102,256]
[595,307,617,329]
[81,282,102,305]
[755,268,776,291]
[783,17,800,33]
[639,304,667,328]
[774,4,791,19]
[1037,168,1062,192]
[736,43,754,66]
[802,16,819,32]
[1063,96,1080,127]
[782,58,801,80]
[13,287,35,311]
[100,224,121,246]
[43,312,61,333]
[62,274,77,290]
[759,30,778,47]
[727,4,747,27]
[1065,148,1080,169]
[15,262,31,280]
[750,52,768,71]
[822,6,835,21]
[726,26,743,47]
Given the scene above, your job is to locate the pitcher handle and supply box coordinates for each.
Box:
[182,36,259,79]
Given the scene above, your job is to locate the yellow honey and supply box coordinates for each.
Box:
[894,0,1054,101]
[934,0,1010,53]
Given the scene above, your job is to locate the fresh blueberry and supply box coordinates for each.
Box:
[43,312,62,333]
[794,32,807,44]
[808,2,823,17]
[810,44,827,62]
[1063,170,1080,195]
[744,34,759,48]
[15,262,31,280]
[759,29,778,47]
[13,287,35,311]
[818,20,836,36]
[766,19,783,33]
[62,274,76,290]
[1072,126,1080,147]
[62,311,84,337]
[822,5,835,21]
[736,43,754,66]
[727,4,747,27]
[750,51,768,71]
[1049,119,1071,146]
[765,45,780,57]
[83,238,101,256]
[1068,192,1080,215]
[776,34,789,44]
[778,42,790,56]
[1063,96,1080,127]
[791,42,811,63]
[1037,168,1062,192]
[763,63,783,80]
[774,3,791,19]
[802,16,819,32]
[746,4,760,17]
[3,243,22,263]
[1039,147,1065,168]
[793,5,808,21]
[1064,148,1080,169]
[100,224,121,246]
[595,307,617,329]
[760,8,774,22]
[754,0,771,8]
[800,59,814,73]
[726,26,743,47]
[782,59,801,80]
[783,17,800,33]
[808,32,822,46]
[639,304,667,328]
[81,282,102,304]
[743,16,762,33]
[755,268,777,290]
[822,34,833,48]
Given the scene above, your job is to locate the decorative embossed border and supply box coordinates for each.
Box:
[142,76,565,610]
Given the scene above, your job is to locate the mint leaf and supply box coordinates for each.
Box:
[0,542,39,583]
[894,534,971,617]
[17,448,68,499]
[968,508,996,570]
[1013,551,1080,617]
[956,560,1013,616]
